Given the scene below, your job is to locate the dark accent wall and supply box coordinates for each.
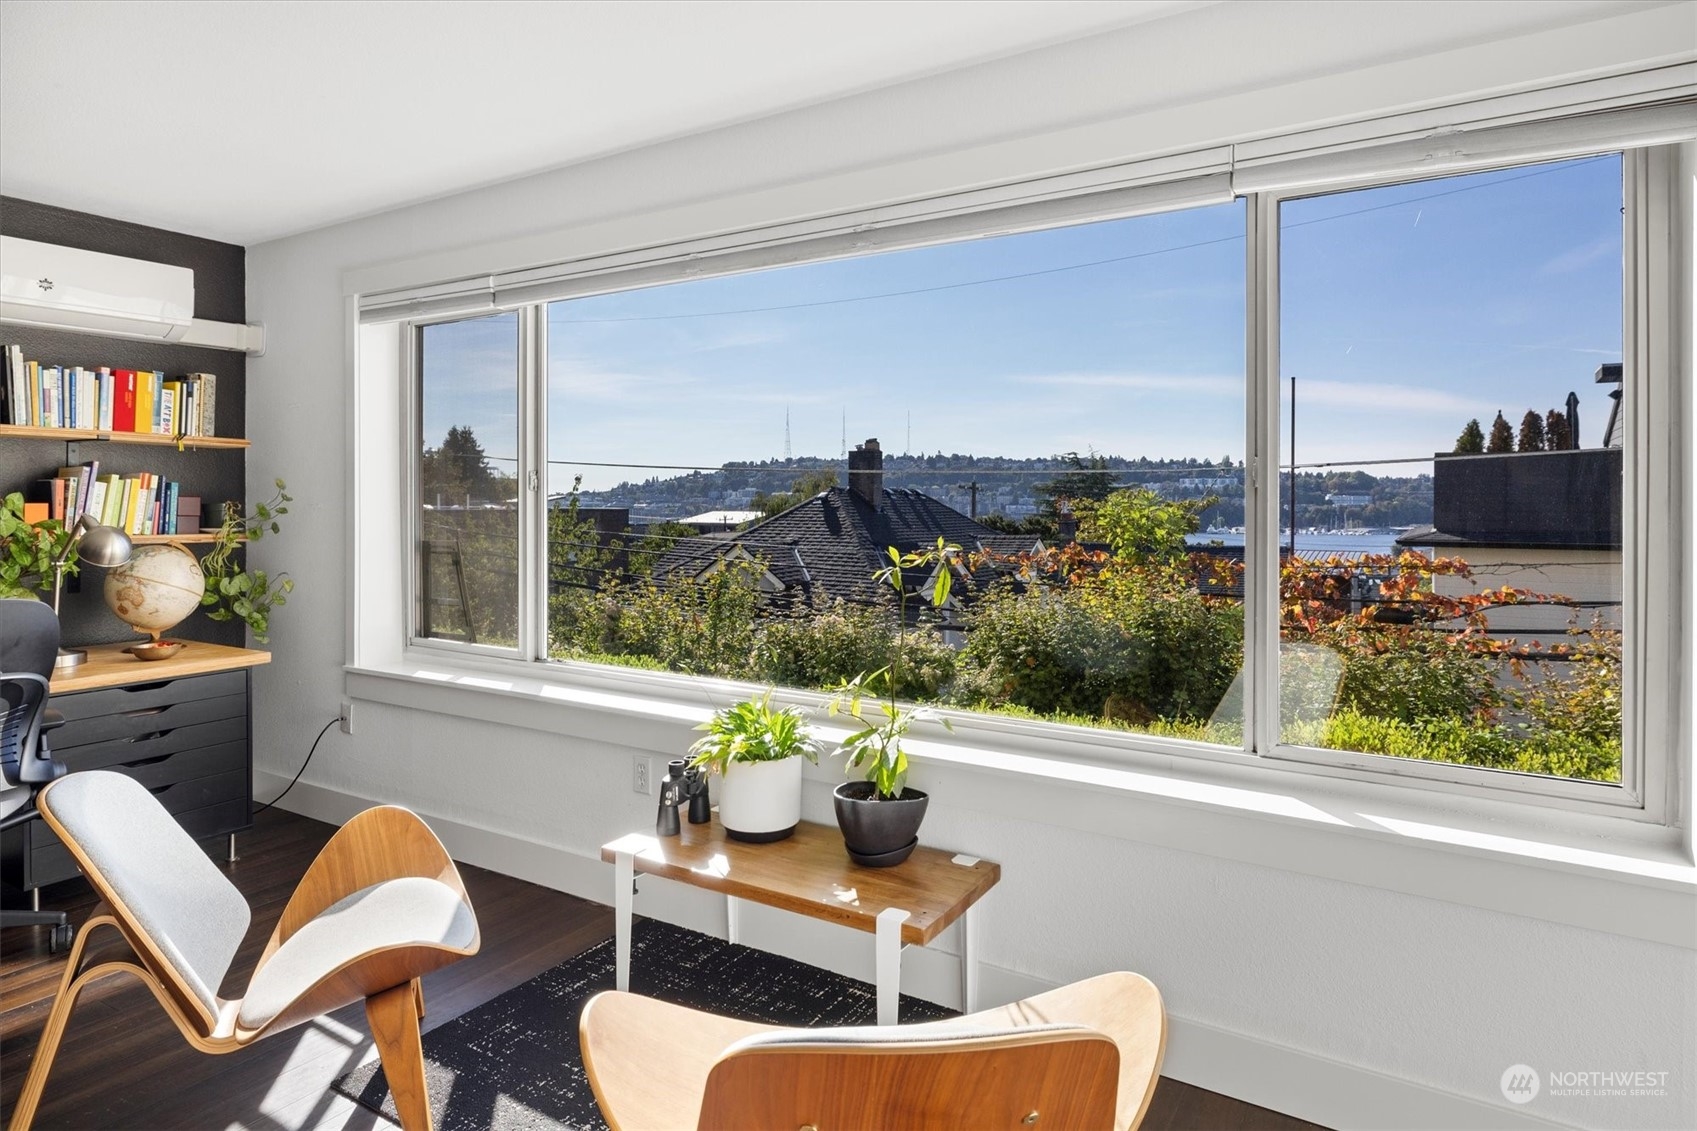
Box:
[1,196,247,647]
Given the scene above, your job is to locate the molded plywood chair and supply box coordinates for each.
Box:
[580,971,1165,1131]
[8,770,480,1131]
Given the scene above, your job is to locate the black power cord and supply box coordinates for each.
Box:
[254,717,338,816]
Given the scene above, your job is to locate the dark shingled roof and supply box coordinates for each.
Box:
[653,487,1033,608]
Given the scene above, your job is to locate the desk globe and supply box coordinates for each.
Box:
[104,544,205,639]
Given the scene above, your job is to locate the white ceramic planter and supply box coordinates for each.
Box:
[716,756,803,842]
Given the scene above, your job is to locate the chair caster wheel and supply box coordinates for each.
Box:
[50,923,73,954]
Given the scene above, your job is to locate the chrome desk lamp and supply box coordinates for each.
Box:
[51,515,133,670]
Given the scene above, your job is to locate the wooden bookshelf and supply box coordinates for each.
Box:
[130,532,232,545]
[0,424,249,449]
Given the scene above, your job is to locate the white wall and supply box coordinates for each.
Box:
[247,4,1697,1128]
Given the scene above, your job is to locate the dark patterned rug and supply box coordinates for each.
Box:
[332,917,955,1130]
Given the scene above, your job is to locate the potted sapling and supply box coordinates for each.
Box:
[828,538,957,866]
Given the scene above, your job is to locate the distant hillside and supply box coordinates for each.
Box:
[574,452,1432,530]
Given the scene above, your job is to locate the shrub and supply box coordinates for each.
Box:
[956,562,1242,725]
[752,600,954,698]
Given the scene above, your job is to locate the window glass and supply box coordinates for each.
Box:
[545,201,1249,742]
[1277,155,1624,782]
[417,312,521,647]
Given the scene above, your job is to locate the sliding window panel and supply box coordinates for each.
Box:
[1274,155,1627,791]
[544,199,1248,748]
[415,312,522,650]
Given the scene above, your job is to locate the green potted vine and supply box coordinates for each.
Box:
[198,480,294,643]
[828,538,957,867]
[0,493,72,600]
[689,690,821,842]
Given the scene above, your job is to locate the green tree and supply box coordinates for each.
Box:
[752,468,840,518]
[1082,487,1214,561]
[1517,410,1546,452]
[1035,453,1117,516]
[421,424,514,506]
[1486,411,1515,453]
[1453,419,1485,453]
[1545,409,1572,451]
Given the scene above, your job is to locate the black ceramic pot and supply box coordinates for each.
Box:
[833,781,928,867]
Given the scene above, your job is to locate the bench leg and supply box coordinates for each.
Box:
[875,907,909,1026]
[726,895,740,946]
[959,902,981,1013]
[614,849,634,992]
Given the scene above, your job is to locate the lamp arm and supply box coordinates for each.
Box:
[51,515,95,570]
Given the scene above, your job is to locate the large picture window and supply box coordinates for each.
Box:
[1275,156,1625,786]
[395,127,1686,817]
[541,200,1249,744]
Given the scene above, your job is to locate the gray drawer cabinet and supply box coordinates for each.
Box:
[16,668,254,890]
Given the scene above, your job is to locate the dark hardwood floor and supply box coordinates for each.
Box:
[2,807,1323,1130]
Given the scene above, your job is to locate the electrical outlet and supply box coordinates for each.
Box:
[339,700,355,736]
[633,756,650,795]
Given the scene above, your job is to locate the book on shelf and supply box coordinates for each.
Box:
[1,346,221,438]
[18,464,189,536]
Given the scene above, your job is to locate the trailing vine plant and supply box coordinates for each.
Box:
[199,479,294,642]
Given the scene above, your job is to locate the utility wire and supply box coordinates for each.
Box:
[544,157,1612,325]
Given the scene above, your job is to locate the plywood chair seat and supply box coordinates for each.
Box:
[8,770,480,1131]
[580,970,1166,1131]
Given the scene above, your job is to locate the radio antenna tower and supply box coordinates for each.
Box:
[784,406,791,461]
[841,409,847,459]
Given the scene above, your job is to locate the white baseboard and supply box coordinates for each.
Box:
[256,773,1573,1131]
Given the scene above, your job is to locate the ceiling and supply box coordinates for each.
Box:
[0,0,1206,246]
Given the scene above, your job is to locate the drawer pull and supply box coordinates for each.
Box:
[127,753,174,768]
[123,706,172,719]
[120,680,177,694]
[130,729,176,743]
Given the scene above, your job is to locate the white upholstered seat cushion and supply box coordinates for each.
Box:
[238,875,476,1031]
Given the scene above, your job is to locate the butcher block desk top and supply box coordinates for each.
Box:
[49,641,271,694]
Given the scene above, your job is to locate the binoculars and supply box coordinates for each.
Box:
[657,758,711,836]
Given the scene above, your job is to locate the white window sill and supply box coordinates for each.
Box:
[345,654,1696,950]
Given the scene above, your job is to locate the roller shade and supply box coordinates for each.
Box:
[357,64,1695,324]
[1233,98,1697,196]
[359,150,1232,322]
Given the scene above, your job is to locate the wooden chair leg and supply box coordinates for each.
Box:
[367,982,433,1131]
[412,977,425,1020]
[8,924,100,1131]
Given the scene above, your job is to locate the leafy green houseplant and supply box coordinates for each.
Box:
[828,538,957,866]
[0,492,71,600]
[689,691,820,842]
[198,480,294,643]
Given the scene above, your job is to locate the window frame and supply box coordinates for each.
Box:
[391,129,1690,828]
[1251,149,1661,819]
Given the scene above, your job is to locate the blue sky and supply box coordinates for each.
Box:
[422,154,1623,494]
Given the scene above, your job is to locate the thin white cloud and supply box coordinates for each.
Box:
[1540,237,1619,276]
[1007,372,1242,396]
[546,367,702,401]
[1297,379,1495,416]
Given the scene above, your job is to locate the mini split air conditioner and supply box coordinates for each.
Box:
[0,235,195,341]
[0,236,263,353]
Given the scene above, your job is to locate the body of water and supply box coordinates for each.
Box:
[1188,531,1405,556]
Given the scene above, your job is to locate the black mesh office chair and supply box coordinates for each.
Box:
[2,598,73,952]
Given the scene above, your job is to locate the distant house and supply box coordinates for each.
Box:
[677,509,762,533]
[1396,443,1622,641]
[653,438,1039,617]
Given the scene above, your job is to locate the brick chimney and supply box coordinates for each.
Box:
[848,438,883,511]
[1056,508,1078,544]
